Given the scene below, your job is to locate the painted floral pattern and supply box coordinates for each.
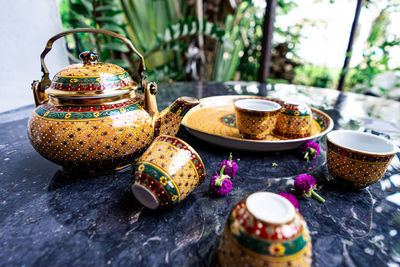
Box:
[268,243,286,256]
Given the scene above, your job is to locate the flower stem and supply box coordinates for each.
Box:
[304,151,309,162]
[310,189,325,203]
[220,165,226,177]
[228,152,233,164]
[304,148,316,162]
[215,166,226,186]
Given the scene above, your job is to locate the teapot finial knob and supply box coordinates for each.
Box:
[79,51,98,65]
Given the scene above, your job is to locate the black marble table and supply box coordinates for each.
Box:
[1,82,400,266]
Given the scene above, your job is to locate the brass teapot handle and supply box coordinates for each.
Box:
[34,28,147,106]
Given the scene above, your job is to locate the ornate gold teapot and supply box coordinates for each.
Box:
[28,29,199,174]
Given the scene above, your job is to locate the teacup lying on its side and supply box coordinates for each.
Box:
[327,130,398,188]
[131,135,206,209]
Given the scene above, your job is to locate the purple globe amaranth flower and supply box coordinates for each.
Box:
[294,174,316,193]
[294,174,325,203]
[302,141,320,162]
[209,165,233,196]
[278,192,299,210]
[219,153,238,178]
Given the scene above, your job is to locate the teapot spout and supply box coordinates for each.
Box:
[154,97,200,137]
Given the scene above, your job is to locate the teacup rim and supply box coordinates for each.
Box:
[233,98,281,112]
[131,184,160,210]
[282,98,309,107]
[327,130,399,156]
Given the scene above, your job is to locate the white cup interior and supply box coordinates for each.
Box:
[234,99,281,112]
[131,184,160,209]
[327,130,398,154]
[246,192,295,225]
[283,98,305,106]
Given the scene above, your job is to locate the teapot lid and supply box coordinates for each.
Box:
[45,51,138,100]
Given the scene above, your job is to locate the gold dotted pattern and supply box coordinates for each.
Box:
[139,141,199,200]
[217,226,312,267]
[158,109,182,136]
[327,149,392,186]
[184,106,321,141]
[235,110,278,139]
[274,114,312,137]
[56,62,126,77]
[27,109,153,167]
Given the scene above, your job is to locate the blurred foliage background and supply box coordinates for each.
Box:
[58,0,400,99]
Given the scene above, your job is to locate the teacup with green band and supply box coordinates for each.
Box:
[131,135,206,209]
[217,192,312,267]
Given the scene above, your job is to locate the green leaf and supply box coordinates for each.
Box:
[179,18,185,35]
[102,24,126,35]
[81,42,97,52]
[95,4,120,12]
[187,16,193,32]
[101,42,129,53]
[97,14,125,25]
[101,9,123,16]
[204,22,213,35]
[96,16,116,23]
[203,18,207,34]
[105,59,130,68]
[70,2,92,17]
[181,23,188,36]
[80,0,93,6]
[79,0,94,13]
[69,18,90,28]
[151,15,226,53]
[172,24,181,39]
[217,29,225,40]
[211,23,218,35]
[194,16,200,32]
[167,23,174,41]
[164,28,172,43]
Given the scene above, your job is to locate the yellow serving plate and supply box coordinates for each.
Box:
[182,95,334,151]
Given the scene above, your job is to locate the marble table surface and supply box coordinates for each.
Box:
[1,82,400,266]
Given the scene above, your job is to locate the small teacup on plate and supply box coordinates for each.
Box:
[217,192,312,267]
[234,99,281,140]
[327,130,398,188]
[131,135,206,209]
[273,100,312,139]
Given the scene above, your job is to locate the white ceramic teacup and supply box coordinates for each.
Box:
[326,130,398,188]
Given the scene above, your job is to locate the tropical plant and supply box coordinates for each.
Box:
[211,0,304,82]
[61,0,400,90]
[347,0,400,94]
[60,0,225,82]
[294,64,337,89]
[59,0,127,64]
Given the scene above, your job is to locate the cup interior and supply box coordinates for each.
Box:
[246,192,295,225]
[131,184,160,209]
[327,130,398,155]
[234,99,281,112]
[283,99,306,106]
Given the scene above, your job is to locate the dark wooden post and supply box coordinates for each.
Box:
[337,0,364,91]
[258,0,277,83]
